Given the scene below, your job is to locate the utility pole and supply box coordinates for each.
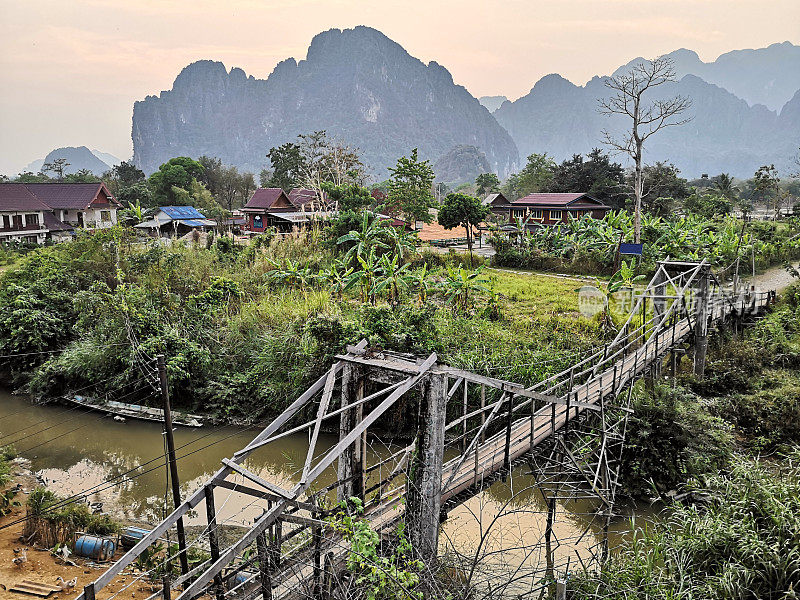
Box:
[158,354,190,576]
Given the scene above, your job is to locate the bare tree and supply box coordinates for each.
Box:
[599,56,692,243]
[41,157,70,179]
[298,131,365,210]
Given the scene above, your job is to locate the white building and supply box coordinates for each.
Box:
[0,182,122,244]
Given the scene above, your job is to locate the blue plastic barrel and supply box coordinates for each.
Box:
[233,571,257,586]
[121,526,150,549]
[74,535,116,561]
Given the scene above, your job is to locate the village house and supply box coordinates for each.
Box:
[489,192,611,228]
[243,187,334,233]
[0,184,54,244]
[135,205,216,237]
[0,182,122,244]
[23,182,121,229]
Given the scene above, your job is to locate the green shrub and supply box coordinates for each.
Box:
[572,450,800,599]
[622,383,732,497]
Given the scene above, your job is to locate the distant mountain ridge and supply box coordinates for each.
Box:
[478,96,508,113]
[23,146,120,176]
[132,26,519,179]
[613,42,800,111]
[130,30,799,182]
[494,67,799,178]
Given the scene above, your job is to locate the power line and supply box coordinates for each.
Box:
[0,418,266,532]
[0,342,130,361]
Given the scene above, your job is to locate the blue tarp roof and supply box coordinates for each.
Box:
[180,219,210,227]
[161,206,206,219]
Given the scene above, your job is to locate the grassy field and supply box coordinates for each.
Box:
[0,230,607,422]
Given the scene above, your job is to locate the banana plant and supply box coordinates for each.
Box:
[337,212,389,266]
[440,265,490,313]
[373,253,414,307]
[413,263,432,305]
[383,223,418,260]
[318,260,354,299]
[343,246,384,304]
[267,258,316,295]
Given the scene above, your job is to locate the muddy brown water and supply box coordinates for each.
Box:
[0,390,647,582]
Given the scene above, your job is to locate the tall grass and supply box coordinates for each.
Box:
[572,450,800,600]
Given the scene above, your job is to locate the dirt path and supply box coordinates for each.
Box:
[743,263,798,293]
[0,467,158,600]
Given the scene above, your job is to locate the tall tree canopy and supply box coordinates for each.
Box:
[629,162,690,217]
[475,173,500,196]
[321,182,373,213]
[388,148,436,226]
[261,143,306,191]
[502,153,557,200]
[547,149,626,209]
[105,161,149,207]
[148,157,205,205]
[438,192,489,265]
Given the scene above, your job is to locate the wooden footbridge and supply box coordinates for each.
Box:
[78,261,773,600]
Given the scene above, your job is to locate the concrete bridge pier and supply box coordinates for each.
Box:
[406,372,447,563]
[338,363,366,503]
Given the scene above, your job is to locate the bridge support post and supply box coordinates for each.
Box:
[694,267,710,378]
[338,363,365,503]
[407,371,447,564]
[204,485,224,600]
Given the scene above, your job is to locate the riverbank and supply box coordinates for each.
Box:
[0,464,150,600]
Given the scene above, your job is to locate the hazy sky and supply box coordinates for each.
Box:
[1,0,798,175]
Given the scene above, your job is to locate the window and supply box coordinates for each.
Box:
[253,215,263,229]
[512,209,527,218]
[1,215,9,229]
[530,209,543,219]
[12,215,23,229]
[101,210,111,222]
[549,210,562,221]
[25,213,39,227]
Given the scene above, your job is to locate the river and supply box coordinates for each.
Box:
[0,389,645,584]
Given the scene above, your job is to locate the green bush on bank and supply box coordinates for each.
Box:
[0,225,602,427]
[572,450,800,600]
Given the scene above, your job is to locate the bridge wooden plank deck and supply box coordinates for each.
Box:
[78,262,773,600]
[270,286,770,599]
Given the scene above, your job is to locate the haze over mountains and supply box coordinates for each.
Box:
[133,27,518,180]
[24,146,121,176]
[127,27,799,182]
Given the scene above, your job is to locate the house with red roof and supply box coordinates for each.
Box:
[0,182,121,244]
[489,192,611,227]
[0,184,55,244]
[22,182,121,229]
[242,188,294,232]
[243,188,334,232]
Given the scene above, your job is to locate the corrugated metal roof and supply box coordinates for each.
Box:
[267,211,337,223]
[161,205,207,219]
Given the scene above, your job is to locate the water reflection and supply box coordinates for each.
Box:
[0,390,646,582]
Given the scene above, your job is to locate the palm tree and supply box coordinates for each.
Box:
[714,173,739,201]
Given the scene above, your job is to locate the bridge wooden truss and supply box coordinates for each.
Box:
[78,261,773,600]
